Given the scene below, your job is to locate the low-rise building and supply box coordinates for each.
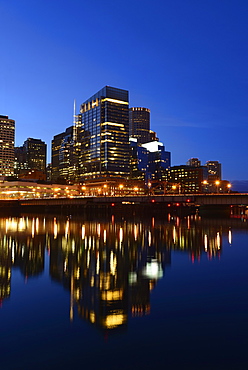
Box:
[165,165,208,193]
[0,181,80,199]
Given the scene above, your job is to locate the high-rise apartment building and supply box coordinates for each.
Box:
[186,158,201,167]
[205,160,221,180]
[129,107,150,144]
[0,115,15,177]
[77,86,130,180]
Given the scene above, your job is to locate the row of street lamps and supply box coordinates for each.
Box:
[80,180,232,197]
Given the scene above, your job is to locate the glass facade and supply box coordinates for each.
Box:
[24,138,47,172]
[77,86,130,180]
[130,139,171,181]
[129,107,150,144]
[52,126,74,182]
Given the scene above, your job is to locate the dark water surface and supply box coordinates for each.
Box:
[0,214,248,370]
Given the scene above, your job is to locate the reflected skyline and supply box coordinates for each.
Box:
[0,214,234,332]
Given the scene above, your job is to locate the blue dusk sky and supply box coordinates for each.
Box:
[0,0,247,180]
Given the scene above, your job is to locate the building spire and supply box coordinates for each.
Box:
[73,99,76,120]
[73,99,77,142]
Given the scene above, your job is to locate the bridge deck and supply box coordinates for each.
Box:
[12,193,248,207]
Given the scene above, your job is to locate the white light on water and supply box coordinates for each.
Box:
[142,259,163,279]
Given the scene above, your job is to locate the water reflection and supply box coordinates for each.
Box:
[0,214,238,331]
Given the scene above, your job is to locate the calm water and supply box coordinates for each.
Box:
[0,213,248,370]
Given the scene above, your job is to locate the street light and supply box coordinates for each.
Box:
[133,187,139,194]
[202,180,208,193]
[148,182,152,195]
[81,186,87,197]
[215,180,220,193]
[103,184,107,196]
[119,184,124,196]
[227,183,231,193]
[172,184,181,193]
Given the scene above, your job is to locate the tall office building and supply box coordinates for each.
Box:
[142,141,171,181]
[129,107,150,144]
[149,130,159,142]
[51,126,74,182]
[130,139,171,181]
[77,86,130,180]
[0,115,15,177]
[14,146,27,175]
[23,138,47,172]
[15,138,46,180]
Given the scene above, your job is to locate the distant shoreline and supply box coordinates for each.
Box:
[231,180,248,193]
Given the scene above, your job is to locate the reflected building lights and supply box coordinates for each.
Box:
[134,224,138,241]
[0,214,234,327]
[96,253,100,275]
[204,234,208,252]
[228,229,232,245]
[216,232,221,249]
[187,216,190,230]
[65,220,69,238]
[82,225,85,239]
[148,231,151,247]
[97,223,101,238]
[36,218,39,234]
[142,259,163,280]
[119,228,123,244]
[31,218,35,238]
[53,219,58,239]
[173,226,176,244]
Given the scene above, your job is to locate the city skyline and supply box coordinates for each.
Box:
[1,0,248,180]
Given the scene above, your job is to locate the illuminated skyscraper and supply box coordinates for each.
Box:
[77,86,130,180]
[0,115,15,177]
[51,126,74,182]
[23,138,47,172]
[14,146,27,175]
[15,138,46,180]
[129,107,150,144]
